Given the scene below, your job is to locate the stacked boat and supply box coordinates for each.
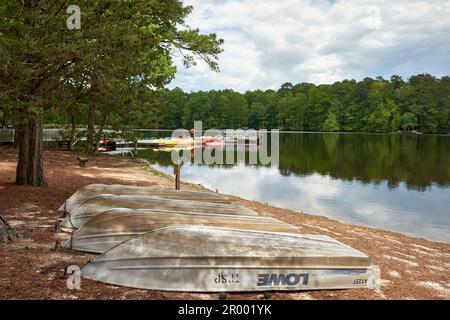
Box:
[59,184,374,292]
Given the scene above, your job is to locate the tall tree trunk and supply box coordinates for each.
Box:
[16,110,47,187]
[94,111,109,154]
[15,113,29,185]
[85,93,96,154]
[27,112,46,186]
[14,0,47,187]
[69,113,76,151]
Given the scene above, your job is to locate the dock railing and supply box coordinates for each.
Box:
[0,129,14,143]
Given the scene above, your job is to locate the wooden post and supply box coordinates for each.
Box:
[174,164,181,190]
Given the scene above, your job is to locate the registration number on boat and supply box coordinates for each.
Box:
[214,272,240,284]
[353,278,368,285]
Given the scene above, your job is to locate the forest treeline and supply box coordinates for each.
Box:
[159,74,450,133]
[40,73,450,134]
[3,73,449,135]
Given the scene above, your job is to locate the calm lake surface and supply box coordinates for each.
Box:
[136,132,450,243]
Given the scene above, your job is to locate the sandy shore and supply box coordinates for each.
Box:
[0,146,449,300]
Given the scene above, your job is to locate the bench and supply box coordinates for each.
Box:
[77,156,88,167]
[58,140,70,149]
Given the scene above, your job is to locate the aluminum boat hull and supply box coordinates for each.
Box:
[59,184,230,213]
[64,209,299,253]
[59,195,258,230]
[81,226,373,292]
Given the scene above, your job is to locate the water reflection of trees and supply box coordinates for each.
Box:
[278,134,450,190]
[137,133,450,190]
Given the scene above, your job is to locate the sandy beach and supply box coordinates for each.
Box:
[0,146,449,300]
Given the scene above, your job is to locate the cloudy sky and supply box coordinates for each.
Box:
[168,0,450,92]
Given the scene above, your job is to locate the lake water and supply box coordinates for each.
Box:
[136,132,450,243]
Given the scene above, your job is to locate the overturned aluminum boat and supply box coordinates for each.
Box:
[59,184,230,213]
[64,208,299,253]
[59,195,258,230]
[82,226,373,292]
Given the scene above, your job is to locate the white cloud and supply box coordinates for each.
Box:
[168,0,450,92]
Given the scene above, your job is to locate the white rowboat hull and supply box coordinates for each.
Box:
[81,266,374,292]
[60,184,230,214]
[81,226,372,292]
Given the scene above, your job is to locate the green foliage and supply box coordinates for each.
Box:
[34,72,450,134]
[400,112,418,131]
[136,74,448,133]
[0,0,223,131]
[321,112,340,132]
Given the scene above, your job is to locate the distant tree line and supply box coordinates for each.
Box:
[4,74,450,138]
[80,73,447,134]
